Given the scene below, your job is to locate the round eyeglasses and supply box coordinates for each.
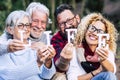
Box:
[88,25,105,34]
[17,23,31,29]
[58,16,75,27]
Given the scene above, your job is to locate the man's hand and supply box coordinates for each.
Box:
[44,45,56,68]
[60,43,74,62]
[8,39,25,52]
[37,45,56,68]
[45,45,56,61]
[55,43,74,71]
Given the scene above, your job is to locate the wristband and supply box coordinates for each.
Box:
[91,71,95,77]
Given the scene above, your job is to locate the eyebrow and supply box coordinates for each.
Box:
[18,23,30,24]
[66,16,75,20]
[92,25,104,31]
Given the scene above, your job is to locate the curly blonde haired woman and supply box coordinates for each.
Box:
[67,13,118,80]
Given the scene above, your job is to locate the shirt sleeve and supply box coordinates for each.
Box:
[0,44,8,55]
[107,51,116,73]
[39,59,56,79]
[67,48,86,80]
[0,33,8,42]
[0,59,40,80]
[0,33,10,55]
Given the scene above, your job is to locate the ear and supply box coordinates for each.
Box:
[75,14,80,24]
[6,27,14,35]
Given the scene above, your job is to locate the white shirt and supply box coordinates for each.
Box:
[67,47,86,80]
[67,47,116,80]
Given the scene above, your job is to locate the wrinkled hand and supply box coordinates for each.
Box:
[60,43,74,62]
[37,45,56,68]
[37,45,48,62]
[8,39,25,52]
[46,45,56,61]
[37,45,56,62]
[95,47,108,61]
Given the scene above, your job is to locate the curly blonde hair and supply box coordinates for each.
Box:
[74,13,118,53]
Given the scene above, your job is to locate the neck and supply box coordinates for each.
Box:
[88,44,97,52]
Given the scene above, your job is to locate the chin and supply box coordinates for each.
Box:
[31,32,40,37]
[88,42,98,46]
[33,35,40,39]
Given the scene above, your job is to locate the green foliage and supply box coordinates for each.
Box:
[0,0,12,34]
[83,0,104,15]
[0,0,119,35]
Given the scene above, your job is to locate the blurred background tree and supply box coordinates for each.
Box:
[0,0,120,34]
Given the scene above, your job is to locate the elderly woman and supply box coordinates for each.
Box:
[0,10,56,80]
[67,13,118,80]
[0,2,52,54]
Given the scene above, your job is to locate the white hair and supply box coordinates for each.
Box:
[5,10,31,28]
[26,2,52,24]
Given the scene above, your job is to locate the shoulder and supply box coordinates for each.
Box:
[108,50,115,56]
[0,32,8,41]
[75,46,86,62]
[51,31,61,40]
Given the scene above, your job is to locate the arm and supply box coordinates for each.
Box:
[40,59,56,79]
[78,67,102,80]
[44,45,56,68]
[67,48,86,80]
[0,39,25,55]
[100,51,116,73]
[0,33,9,54]
[51,34,72,72]
[55,43,74,72]
[37,45,56,79]
[0,44,8,55]
[96,48,116,73]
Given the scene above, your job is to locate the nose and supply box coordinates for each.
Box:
[23,26,28,30]
[37,21,42,28]
[65,23,75,29]
[65,23,72,29]
[91,30,98,36]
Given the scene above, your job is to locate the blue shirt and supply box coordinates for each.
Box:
[0,48,56,80]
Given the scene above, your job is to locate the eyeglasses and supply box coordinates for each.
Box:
[17,23,31,29]
[32,19,47,26]
[58,16,75,27]
[88,25,105,34]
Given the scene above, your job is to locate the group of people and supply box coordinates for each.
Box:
[0,2,118,80]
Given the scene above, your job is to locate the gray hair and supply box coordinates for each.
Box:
[5,10,31,28]
[5,10,31,39]
[26,2,52,24]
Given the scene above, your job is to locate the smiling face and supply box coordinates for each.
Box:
[85,21,106,47]
[30,10,48,39]
[57,10,80,33]
[12,16,31,43]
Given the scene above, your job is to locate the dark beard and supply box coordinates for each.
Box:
[60,31,68,40]
[60,25,77,40]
